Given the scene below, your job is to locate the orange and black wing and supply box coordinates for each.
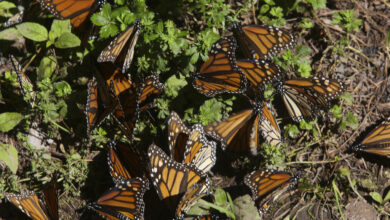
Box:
[183,124,217,172]
[5,191,51,220]
[260,102,282,147]
[193,36,246,97]
[97,19,141,73]
[147,144,208,201]
[37,0,99,28]
[42,176,59,220]
[108,142,147,184]
[110,79,140,141]
[175,180,210,220]
[205,108,258,154]
[244,169,298,215]
[137,74,164,111]
[85,77,116,134]
[236,59,283,92]
[353,118,390,157]
[278,76,344,122]
[233,23,295,60]
[167,111,191,162]
[87,177,149,220]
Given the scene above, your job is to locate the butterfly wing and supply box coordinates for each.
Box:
[137,74,164,111]
[87,178,149,220]
[37,0,99,28]
[107,142,133,184]
[167,111,191,162]
[86,77,116,134]
[236,59,283,91]
[205,109,255,151]
[284,76,344,108]
[183,124,217,173]
[233,23,295,60]
[110,79,140,141]
[353,118,390,157]
[147,144,209,201]
[97,19,141,73]
[42,177,59,220]
[175,180,210,220]
[5,191,50,220]
[260,102,282,147]
[193,37,246,97]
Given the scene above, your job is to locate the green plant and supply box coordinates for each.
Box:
[258,0,287,27]
[305,0,327,11]
[332,10,362,33]
[275,45,312,77]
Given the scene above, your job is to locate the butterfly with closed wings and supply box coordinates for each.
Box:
[205,101,282,156]
[167,112,217,172]
[98,19,141,74]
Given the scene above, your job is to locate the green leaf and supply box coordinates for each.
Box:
[0,1,16,17]
[383,190,390,202]
[285,124,299,138]
[16,22,48,42]
[0,27,23,40]
[0,112,24,132]
[339,92,353,105]
[91,13,111,26]
[345,112,358,130]
[38,56,57,80]
[306,0,327,11]
[214,187,228,206]
[54,32,81,48]
[0,143,18,174]
[370,192,383,204]
[53,81,72,97]
[50,19,71,40]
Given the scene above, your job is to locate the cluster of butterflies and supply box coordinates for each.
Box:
[5,0,390,219]
[193,23,345,156]
[4,112,300,220]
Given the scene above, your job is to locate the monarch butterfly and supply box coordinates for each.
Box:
[232,23,295,60]
[37,0,100,28]
[9,55,36,107]
[137,74,164,111]
[244,169,298,215]
[98,19,141,74]
[111,74,163,140]
[167,112,217,172]
[147,144,210,201]
[175,180,210,219]
[236,59,284,93]
[3,6,23,27]
[5,177,58,220]
[167,111,191,162]
[87,177,149,220]
[193,36,247,97]
[86,76,116,134]
[278,76,344,122]
[353,118,390,157]
[107,142,147,184]
[205,101,282,155]
[182,124,217,173]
